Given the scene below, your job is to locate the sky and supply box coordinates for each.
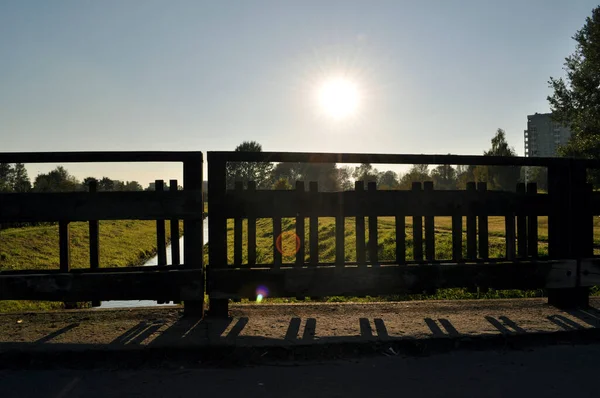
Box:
[1,0,598,186]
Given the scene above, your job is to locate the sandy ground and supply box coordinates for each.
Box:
[1,298,600,350]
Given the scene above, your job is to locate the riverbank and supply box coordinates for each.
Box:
[0,220,179,312]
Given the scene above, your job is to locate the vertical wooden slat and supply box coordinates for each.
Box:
[355,181,366,266]
[59,221,70,273]
[516,183,527,258]
[395,214,406,265]
[247,181,257,266]
[452,214,462,262]
[477,182,489,260]
[367,182,378,266]
[527,182,538,259]
[584,183,594,257]
[234,181,243,267]
[88,180,100,307]
[295,181,305,266]
[184,154,204,315]
[412,182,423,261]
[505,212,516,260]
[335,212,345,266]
[424,181,435,262]
[169,179,181,266]
[155,180,167,267]
[309,182,319,266]
[273,215,282,268]
[466,182,477,261]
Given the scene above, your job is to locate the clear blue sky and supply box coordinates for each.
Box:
[1,0,598,186]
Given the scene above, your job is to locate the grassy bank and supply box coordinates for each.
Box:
[0,220,177,312]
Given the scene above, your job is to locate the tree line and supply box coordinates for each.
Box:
[226,129,543,192]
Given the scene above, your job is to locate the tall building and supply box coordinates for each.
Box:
[524,112,572,157]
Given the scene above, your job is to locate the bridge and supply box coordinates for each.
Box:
[1,150,600,317]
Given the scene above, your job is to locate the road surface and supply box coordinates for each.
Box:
[1,343,599,398]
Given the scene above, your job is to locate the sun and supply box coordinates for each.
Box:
[317,78,360,119]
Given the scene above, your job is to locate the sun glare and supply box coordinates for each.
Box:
[318,78,360,119]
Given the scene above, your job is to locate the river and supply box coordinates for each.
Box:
[98,218,209,309]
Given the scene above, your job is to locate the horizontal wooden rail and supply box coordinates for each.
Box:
[208,151,584,167]
[0,190,203,222]
[0,269,204,301]
[223,189,550,218]
[0,151,203,163]
[207,260,577,299]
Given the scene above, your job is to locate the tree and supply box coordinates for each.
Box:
[226,141,273,189]
[12,163,31,192]
[431,164,457,190]
[33,166,80,192]
[0,163,13,192]
[352,163,379,184]
[398,164,430,189]
[548,6,600,160]
[483,129,520,191]
[272,177,292,190]
[377,170,400,190]
[98,177,115,191]
[124,181,143,191]
[337,166,354,191]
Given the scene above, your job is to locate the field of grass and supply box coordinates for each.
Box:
[223,216,600,303]
[0,220,178,312]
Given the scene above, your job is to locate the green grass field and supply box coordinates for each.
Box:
[0,220,177,312]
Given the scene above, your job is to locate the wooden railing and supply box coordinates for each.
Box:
[206,151,600,316]
[0,152,205,314]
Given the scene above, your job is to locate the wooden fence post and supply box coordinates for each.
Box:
[89,180,100,307]
[309,182,319,265]
[412,182,423,262]
[424,181,435,262]
[466,182,477,261]
[170,179,181,266]
[183,154,205,316]
[367,182,378,266]
[295,181,306,267]
[355,181,366,266]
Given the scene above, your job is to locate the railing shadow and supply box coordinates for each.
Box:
[547,315,586,331]
[485,316,526,335]
[424,318,459,337]
[111,321,166,346]
[564,308,600,328]
[35,323,80,344]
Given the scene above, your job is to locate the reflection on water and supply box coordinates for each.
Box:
[98,218,208,309]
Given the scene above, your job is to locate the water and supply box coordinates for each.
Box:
[98,218,209,309]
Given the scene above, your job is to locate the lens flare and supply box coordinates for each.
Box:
[256,285,269,302]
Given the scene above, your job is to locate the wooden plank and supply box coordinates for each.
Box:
[367,182,378,266]
[296,181,305,266]
[412,182,423,261]
[309,182,319,266]
[88,180,99,271]
[466,182,477,260]
[477,182,489,260]
[395,214,406,265]
[220,188,550,219]
[355,181,366,266]
[424,181,435,261]
[516,183,527,258]
[0,269,205,301]
[209,151,571,168]
[273,216,282,268]
[0,151,203,164]
[584,183,594,257]
[527,183,539,259]
[208,158,227,270]
[505,213,516,260]
[208,260,577,299]
[452,214,462,262]
[0,190,203,222]
[59,221,70,273]
[88,180,100,307]
[247,181,257,266]
[183,155,204,315]
[155,180,167,267]
[169,180,181,266]
[336,211,345,267]
[234,182,243,267]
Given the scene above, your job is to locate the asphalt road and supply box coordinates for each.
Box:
[1,344,599,398]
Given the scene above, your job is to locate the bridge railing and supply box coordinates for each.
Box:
[0,152,205,314]
[207,151,600,315]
